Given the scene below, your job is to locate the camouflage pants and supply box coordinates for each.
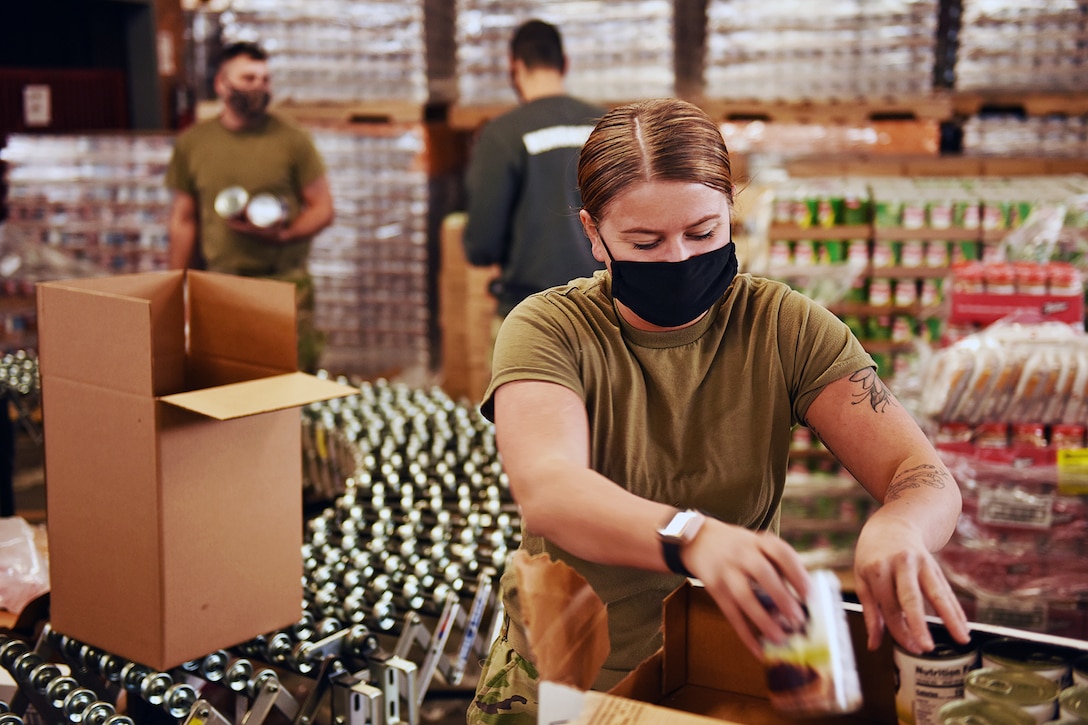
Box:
[466,629,539,725]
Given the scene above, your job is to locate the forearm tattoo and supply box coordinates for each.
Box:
[849,368,896,413]
[886,464,950,501]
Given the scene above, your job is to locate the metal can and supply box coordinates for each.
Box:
[981,638,1073,688]
[245,192,288,228]
[895,636,979,725]
[965,668,1060,723]
[1058,684,1088,721]
[760,569,863,716]
[213,186,249,219]
[794,240,818,266]
[938,698,1035,725]
[1072,654,1088,686]
[901,240,925,268]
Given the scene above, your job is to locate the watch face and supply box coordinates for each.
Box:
[659,510,698,539]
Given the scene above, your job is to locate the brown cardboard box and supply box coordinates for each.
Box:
[439,212,497,405]
[36,270,357,671]
[542,582,1088,725]
[602,584,889,724]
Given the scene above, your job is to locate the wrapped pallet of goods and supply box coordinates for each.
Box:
[453,0,685,106]
[920,320,1088,641]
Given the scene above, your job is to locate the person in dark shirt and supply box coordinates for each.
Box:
[462,19,606,343]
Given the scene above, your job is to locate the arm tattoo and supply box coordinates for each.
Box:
[849,368,896,413]
[886,464,949,501]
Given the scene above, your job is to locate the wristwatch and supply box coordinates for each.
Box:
[656,509,706,579]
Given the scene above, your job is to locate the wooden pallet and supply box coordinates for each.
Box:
[446,103,516,131]
[952,91,1088,117]
[196,99,435,125]
[272,100,433,124]
[698,94,954,124]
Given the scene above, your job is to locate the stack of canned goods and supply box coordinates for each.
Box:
[896,634,1088,725]
[300,378,517,631]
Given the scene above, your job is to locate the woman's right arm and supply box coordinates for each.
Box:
[494,378,810,657]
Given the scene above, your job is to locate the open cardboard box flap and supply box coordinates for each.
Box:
[36,269,358,669]
[158,371,353,420]
[528,551,892,724]
[533,552,1088,725]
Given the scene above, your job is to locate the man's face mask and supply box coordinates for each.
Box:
[597,231,739,328]
[226,84,271,121]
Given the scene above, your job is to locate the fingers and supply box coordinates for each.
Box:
[856,551,971,654]
[696,527,809,649]
[919,560,971,645]
[710,588,769,660]
[853,576,887,652]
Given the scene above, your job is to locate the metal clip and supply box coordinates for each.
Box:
[181,698,232,725]
[370,654,418,725]
[331,673,384,725]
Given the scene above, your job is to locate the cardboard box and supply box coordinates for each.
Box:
[438,212,497,404]
[37,270,357,670]
[542,582,1088,725]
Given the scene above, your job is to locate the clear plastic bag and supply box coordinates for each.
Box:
[0,516,49,614]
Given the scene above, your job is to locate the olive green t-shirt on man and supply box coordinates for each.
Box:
[481,271,874,691]
[165,113,326,276]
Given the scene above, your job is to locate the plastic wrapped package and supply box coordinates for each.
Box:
[920,322,1088,428]
[220,0,452,104]
[0,516,49,616]
[454,0,680,105]
[705,0,939,101]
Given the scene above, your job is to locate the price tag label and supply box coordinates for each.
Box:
[1057,448,1088,496]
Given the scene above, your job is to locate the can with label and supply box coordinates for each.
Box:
[872,240,898,268]
[981,638,1073,688]
[938,698,1034,725]
[925,241,950,268]
[769,240,793,267]
[760,569,863,716]
[965,668,1060,723]
[901,240,925,268]
[214,186,249,219]
[847,239,870,266]
[1058,684,1088,721]
[895,636,979,725]
[794,240,818,267]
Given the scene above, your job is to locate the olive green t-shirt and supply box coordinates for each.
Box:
[165,114,326,276]
[482,271,874,689]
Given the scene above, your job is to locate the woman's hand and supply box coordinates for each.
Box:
[853,514,971,653]
[684,519,812,660]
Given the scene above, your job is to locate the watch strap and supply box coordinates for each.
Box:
[661,539,695,579]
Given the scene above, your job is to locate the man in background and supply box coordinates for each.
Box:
[462,20,605,345]
[165,41,334,372]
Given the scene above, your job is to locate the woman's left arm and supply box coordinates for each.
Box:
[803,367,971,653]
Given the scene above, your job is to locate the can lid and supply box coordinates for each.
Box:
[897,634,978,661]
[1060,684,1088,718]
[214,186,249,218]
[246,193,286,228]
[982,637,1073,671]
[937,698,1035,725]
[966,667,1060,705]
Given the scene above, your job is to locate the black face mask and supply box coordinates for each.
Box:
[599,233,738,328]
[226,85,271,121]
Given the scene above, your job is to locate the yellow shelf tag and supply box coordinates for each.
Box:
[1057,448,1088,496]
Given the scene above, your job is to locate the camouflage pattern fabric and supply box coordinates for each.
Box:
[466,634,539,724]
